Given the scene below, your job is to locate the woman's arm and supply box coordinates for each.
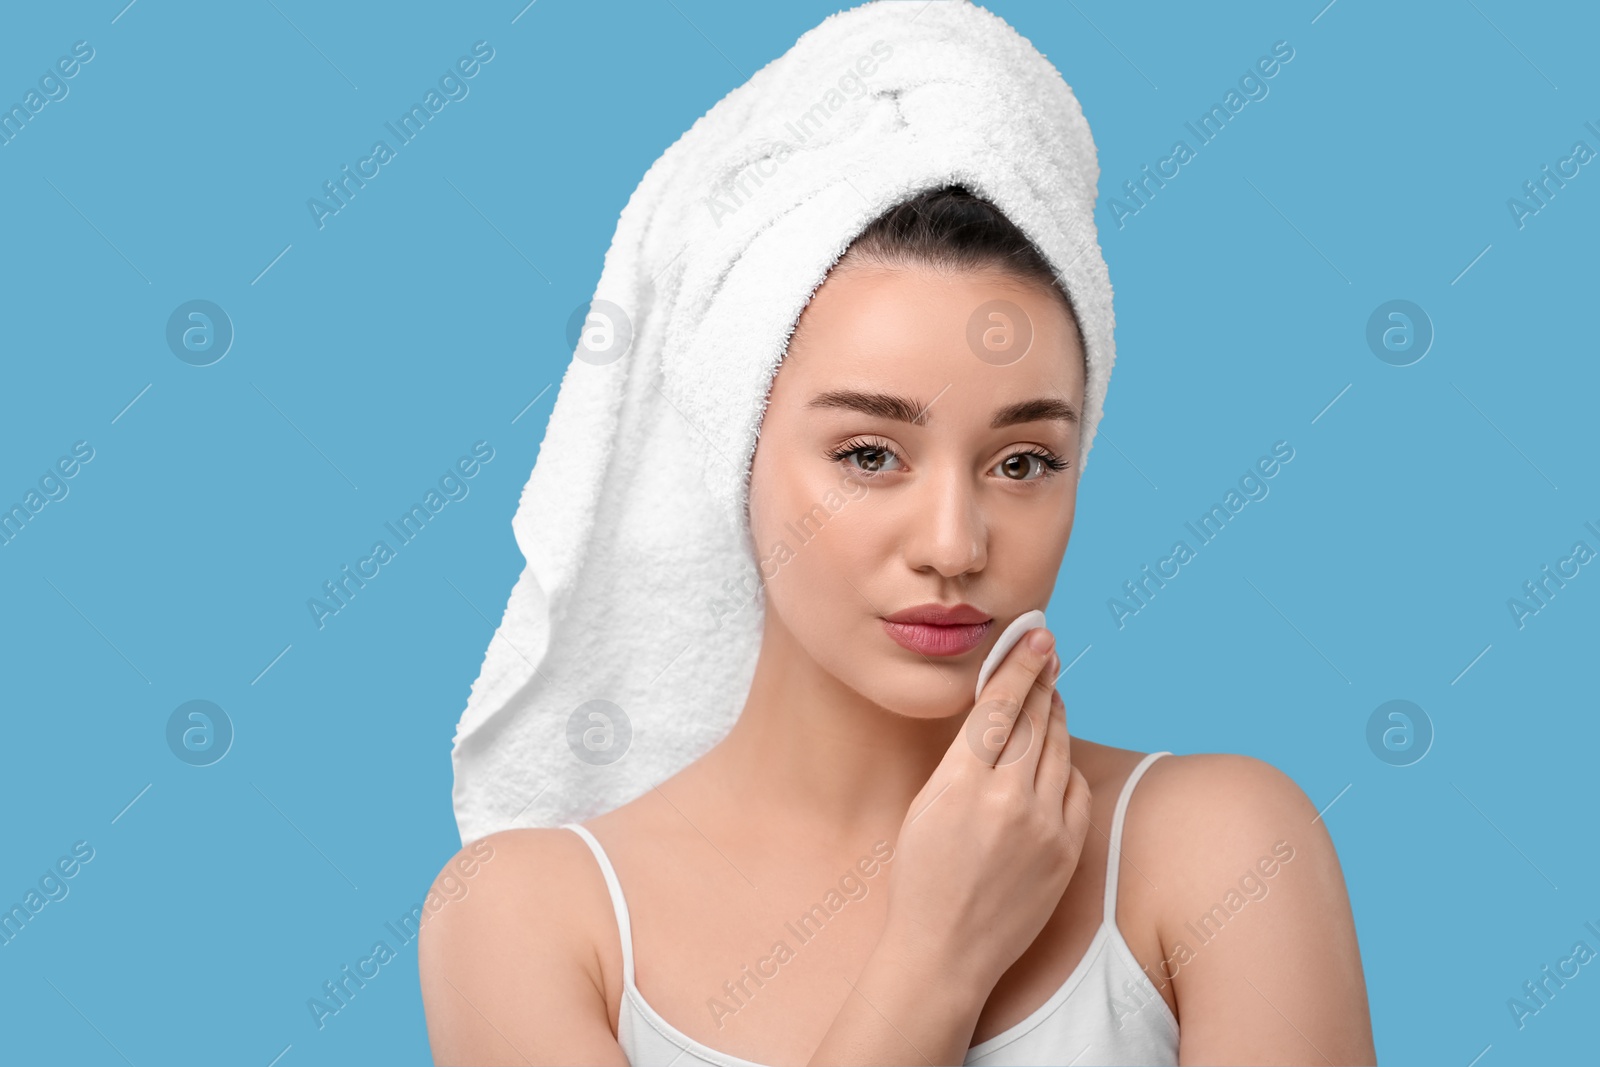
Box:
[809,635,1095,1065]
[1132,754,1376,1066]
[418,828,629,1067]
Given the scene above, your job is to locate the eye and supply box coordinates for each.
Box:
[826,437,904,475]
[994,448,1070,482]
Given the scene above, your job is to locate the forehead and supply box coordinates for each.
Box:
[775,262,1085,404]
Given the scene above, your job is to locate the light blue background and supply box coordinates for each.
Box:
[2,1,1595,1064]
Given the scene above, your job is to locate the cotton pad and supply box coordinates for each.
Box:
[974,609,1048,702]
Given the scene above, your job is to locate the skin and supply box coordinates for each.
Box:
[418,257,1377,1066]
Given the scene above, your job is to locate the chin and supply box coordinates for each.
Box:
[854,659,976,721]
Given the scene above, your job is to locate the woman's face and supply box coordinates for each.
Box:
[747,256,1087,719]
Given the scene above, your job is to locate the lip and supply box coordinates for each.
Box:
[881,602,995,657]
[883,602,993,625]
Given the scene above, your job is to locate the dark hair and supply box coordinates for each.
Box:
[840,183,1083,350]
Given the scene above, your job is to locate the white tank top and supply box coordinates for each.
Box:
[563,750,1179,1066]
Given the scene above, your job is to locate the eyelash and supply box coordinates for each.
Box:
[825,436,1070,481]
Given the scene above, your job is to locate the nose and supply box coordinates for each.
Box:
[902,462,987,577]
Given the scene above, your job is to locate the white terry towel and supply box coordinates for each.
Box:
[450,0,1117,844]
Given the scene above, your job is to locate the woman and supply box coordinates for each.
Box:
[422,6,1374,1066]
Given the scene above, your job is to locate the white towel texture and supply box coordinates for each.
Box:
[450,0,1117,843]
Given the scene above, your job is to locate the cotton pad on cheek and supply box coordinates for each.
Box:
[973,609,1047,702]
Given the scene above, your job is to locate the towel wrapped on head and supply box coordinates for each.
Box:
[450,0,1118,844]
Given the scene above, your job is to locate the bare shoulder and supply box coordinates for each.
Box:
[1120,752,1375,1064]
[1132,751,1321,848]
[1121,751,1338,913]
[417,827,627,1066]
[417,827,613,954]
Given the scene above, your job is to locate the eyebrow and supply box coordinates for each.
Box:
[804,390,1079,429]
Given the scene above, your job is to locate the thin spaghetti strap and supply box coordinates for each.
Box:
[1102,751,1172,926]
[561,823,636,988]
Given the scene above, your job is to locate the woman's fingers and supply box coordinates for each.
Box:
[1035,688,1071,798]
[964,627,1055,769]
[1062,763,1093,844]
[995,646,1057,774]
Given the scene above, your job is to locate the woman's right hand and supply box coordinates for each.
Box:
[881,626,1094,1001]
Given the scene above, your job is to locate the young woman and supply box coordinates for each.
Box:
[418,185,1375,1066]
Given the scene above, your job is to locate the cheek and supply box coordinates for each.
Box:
[1050,488,1079,552]
[762,503,939,704]
[749,457,883,640]
[990,482,1078,574]
[754,476,871,608]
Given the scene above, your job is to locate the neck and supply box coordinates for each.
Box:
[700,603,966,845]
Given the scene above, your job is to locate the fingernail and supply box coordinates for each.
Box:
[1028,629,1054,653]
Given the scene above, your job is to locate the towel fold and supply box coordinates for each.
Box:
[450,0,1118,843]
